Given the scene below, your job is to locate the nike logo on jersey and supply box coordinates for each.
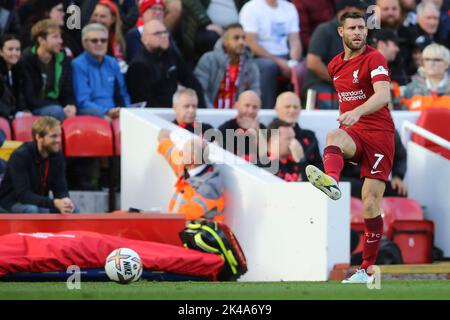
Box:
[370,170,383,174]
[366,239,380,243]
[333,75,341,81]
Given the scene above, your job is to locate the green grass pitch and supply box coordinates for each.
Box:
[0,280,449,300]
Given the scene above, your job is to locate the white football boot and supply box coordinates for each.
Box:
[341,269,374,284]
[305,165,342,200]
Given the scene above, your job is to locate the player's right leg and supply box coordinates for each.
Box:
[306,129,357,200]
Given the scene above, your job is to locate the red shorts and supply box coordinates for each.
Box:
[343,127,395,182]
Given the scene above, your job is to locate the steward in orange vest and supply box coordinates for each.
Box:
[157,129,225,221]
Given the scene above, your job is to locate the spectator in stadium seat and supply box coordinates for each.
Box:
[72,23,130,119]
[90,0,127,68]
[126,20,205,108]
[157,128,225,221]
[400,43,450,111]
[371,29,408,86]
[81,0,138,36]
[399,1,442,76]
[341,129,408,198]
[239,0,302,109]
[302,0,366,109]
[181,0,248,66]
[0,34,30,120]
[218,90,266,162]
[126,0,166,63]
[258,118,306,182]
[19,1,83,58]
[194,23,260,109]
[172,88,214,140]
[0,116,77,213]
[21,19,77,122]
[291,0,336,52]
[273,91,323,178]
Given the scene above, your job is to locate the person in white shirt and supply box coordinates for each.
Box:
[239,0,302,109]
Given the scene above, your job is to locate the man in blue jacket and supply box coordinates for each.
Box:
[72,23,130,119]
[0,116,76,213]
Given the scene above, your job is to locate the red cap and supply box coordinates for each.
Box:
[139,0,165,17]
[98,0,118,16]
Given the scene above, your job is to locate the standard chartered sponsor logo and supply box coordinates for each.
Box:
[338,90,366,102]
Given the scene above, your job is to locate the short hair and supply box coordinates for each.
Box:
[0,34,20,50]
[422,43,450,66]
[416,1,440,18]
[224,23,243,34]
[31,19,61,44]
[32,116,61,141]
[172,88,198,106]
[82,23,109,42]
[339,11,366,26]
[266,119,293,141]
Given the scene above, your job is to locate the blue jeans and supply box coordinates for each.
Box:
[10,203,51,213]
[255,57,282,109]
[77,107,105,118]
[10,202,80,213]
[32,105,66,121]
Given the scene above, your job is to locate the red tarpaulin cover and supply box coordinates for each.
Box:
[0,231,224,280]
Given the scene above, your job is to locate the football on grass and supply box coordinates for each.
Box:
[104,248,143,284]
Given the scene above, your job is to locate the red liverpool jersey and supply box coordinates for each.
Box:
[328,45,394,133]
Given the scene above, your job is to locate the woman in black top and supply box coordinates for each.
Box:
[0,34,28,120]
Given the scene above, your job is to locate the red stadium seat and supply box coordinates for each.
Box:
[411,108,450,160]
[391,220,434,264]
[62,116,113,157]
[12,116,40,142]
[381,197,424,239]
[62,116,115,211]
[0,117,11,140]
[111,118,120,156]
[350,197,364,223]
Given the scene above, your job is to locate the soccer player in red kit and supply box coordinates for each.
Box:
[305,11,395,284]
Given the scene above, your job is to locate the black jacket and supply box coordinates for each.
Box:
[0,57,27,118]
[21,47,76,111]
[0,141,69,210]
[126,47,205,108]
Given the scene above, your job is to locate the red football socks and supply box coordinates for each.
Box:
[360,215,384,273]
[323,145,344,182]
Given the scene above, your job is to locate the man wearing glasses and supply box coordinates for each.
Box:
[126,19,205,108]
[72,23,130,120]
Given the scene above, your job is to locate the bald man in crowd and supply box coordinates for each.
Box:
[126,20,205,108]
[218,90,266,162]
[273,91,323,180]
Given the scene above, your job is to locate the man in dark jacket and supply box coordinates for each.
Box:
[273,91,323,179]
[0,116,76,213]
[21,19,77,121]
[126,19,205,108]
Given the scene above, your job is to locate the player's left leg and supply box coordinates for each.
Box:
[342,178,385,284]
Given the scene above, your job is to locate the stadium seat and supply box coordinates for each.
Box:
[381,197,424,239]
[62,116,114,157]
[411,108,450,160]
[391,220,434,264]
[0,117,11,140]
[316,92,339,109]
[111,118,120,156]
[350,197,364,223]
[62,116,115,210]
[12,116,40,142]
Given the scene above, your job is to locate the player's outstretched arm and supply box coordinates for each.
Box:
[338,81,391,127]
